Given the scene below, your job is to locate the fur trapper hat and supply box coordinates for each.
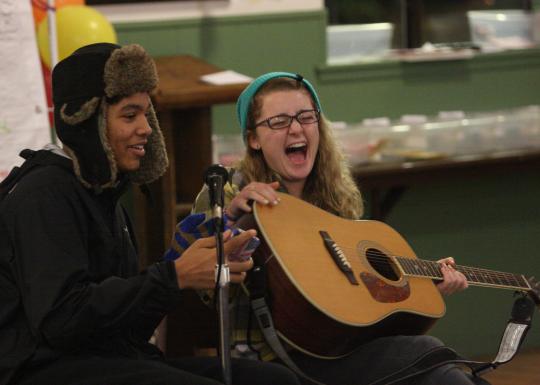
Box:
[52,42,168,190]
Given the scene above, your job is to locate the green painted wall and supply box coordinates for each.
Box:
[114,10,540,358]
[115,11,540,132]
[317,49,540,122]
[384,169,540,357]
[114,11,326,134]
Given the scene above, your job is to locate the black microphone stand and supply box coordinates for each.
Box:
[205,165,231,385]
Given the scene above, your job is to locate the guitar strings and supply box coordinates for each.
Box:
[337,244,509,277]
[334,244,528,287]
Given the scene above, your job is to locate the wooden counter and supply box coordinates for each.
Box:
[354,149,540,219]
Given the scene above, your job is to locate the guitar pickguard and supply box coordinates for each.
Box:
[359,272,411,303]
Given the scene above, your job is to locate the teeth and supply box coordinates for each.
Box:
[287,143,306,149]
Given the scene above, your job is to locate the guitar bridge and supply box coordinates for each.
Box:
[319,231,359,285]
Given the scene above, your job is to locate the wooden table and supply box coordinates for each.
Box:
[132,55,249,356]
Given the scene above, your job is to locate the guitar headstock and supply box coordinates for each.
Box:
[526,276,540,309]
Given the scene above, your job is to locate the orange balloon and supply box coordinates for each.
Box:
[32,0,47,25]
[32,0,86,26]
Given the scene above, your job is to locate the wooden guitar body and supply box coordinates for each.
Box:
[243,192,446,359]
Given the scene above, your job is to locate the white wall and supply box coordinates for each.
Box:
[0,0,51,180]
[95,0,323,23]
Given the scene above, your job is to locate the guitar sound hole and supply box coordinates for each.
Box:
[365,248,399,281]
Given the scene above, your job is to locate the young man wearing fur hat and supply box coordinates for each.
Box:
[0,43,299,385]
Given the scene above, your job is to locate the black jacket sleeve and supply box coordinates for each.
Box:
[4,170,182,352]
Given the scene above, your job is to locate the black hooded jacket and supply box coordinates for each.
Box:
[0,149,181,384]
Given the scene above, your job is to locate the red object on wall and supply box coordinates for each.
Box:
[40,60,54,128]
[31,0,86,26]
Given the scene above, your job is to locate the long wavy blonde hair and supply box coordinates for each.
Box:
[237,77,363,219]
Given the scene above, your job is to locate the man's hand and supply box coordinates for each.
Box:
[174,229,256,289]
[436,257,468,296]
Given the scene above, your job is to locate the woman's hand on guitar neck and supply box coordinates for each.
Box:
[436,257,469,296]
[226,181,280,221]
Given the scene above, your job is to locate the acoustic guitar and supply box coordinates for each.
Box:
[239,192,540,359]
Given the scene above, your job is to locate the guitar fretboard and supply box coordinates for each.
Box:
[395,256,530,291]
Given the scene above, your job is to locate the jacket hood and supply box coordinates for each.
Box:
[52,43,168,190]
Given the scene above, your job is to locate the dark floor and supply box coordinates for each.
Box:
[480,349,540,385]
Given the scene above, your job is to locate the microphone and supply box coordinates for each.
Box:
[204,164,229,222]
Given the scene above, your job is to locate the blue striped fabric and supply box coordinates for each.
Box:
[163,213,238,261]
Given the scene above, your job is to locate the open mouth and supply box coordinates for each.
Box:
[128,144,146,156]
[285,142,307,163]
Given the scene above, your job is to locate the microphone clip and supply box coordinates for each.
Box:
[204,164,229,229]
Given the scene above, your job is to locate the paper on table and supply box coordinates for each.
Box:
[200,70,253,85]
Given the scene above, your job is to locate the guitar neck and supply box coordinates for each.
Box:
[395,256,531,291]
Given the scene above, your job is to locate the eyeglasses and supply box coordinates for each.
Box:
[254,109,320,130]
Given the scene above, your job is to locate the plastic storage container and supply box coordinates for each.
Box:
[327,23,393,64]
[333,123,371,165]
[492,106,540,150]
[467,10,533,51]
[212,134,245,167]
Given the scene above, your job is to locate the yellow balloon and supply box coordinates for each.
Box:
[37,5,117,69]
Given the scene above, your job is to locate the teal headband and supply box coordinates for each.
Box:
[236,71,322,142]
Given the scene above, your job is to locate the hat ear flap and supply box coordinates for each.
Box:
[59,97,101,126]
[61,98,117,190]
